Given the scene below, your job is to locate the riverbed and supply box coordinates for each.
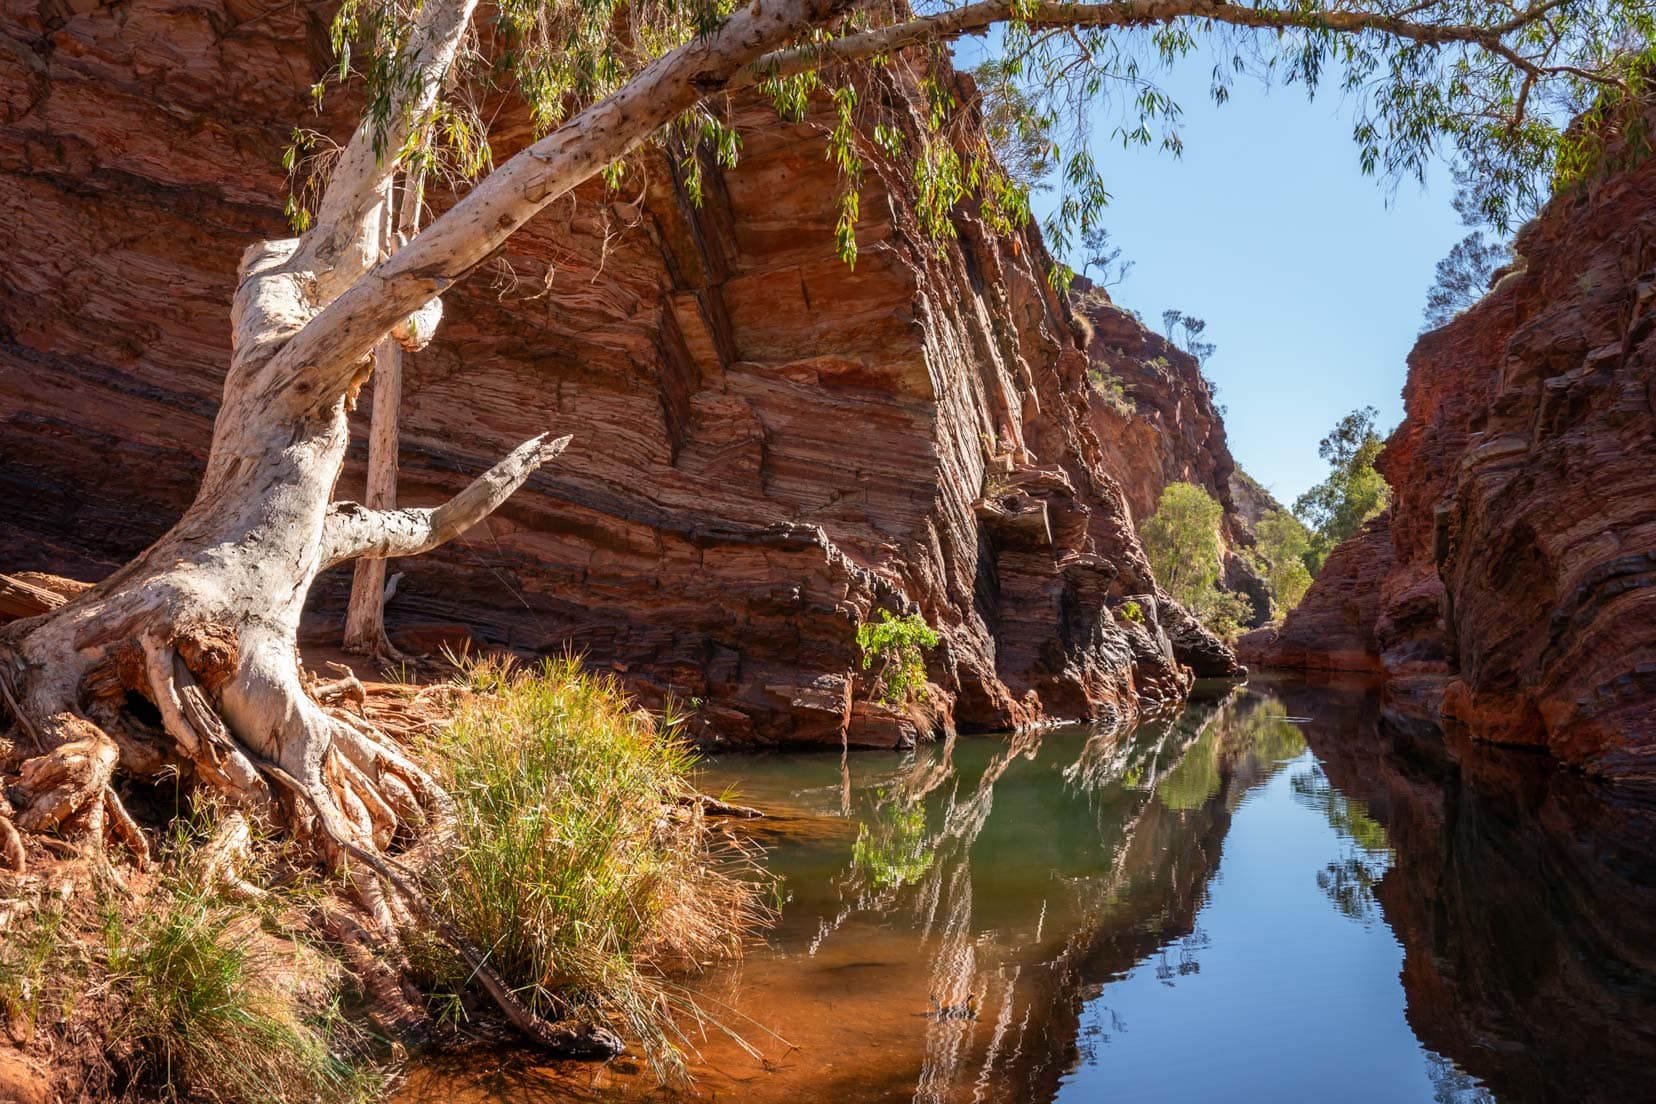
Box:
[398,676,1656,1103]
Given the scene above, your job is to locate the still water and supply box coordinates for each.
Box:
[401,677,1656,1104]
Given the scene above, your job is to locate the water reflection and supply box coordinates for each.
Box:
[1275,678,1656,1104]
[397,679,1656,1104]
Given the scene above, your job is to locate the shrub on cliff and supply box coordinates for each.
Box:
[419,656,767,1082]
[1295,407,1392,574]
[857,610,941,705]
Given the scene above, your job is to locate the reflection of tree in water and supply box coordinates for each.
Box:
[1155,698,1307,813]
[1316,856,1388,924]
[851,792,933,890]
[813,692,1319,1103]
[1153,927,1211,987]
[1292,765,1393,926]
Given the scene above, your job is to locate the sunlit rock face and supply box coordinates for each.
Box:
[0,0,1240,746]
[1073,286,1274,627]
[1245,136,1656,783]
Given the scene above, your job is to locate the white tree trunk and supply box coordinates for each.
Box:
[0,0,846,1050]
[343,168,425,658]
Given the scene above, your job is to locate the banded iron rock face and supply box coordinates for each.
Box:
[1074,286,1274,627]
[0,0,1239,748]
[1243,139,1656,784]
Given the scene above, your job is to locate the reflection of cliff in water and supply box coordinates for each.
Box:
[1275,678,1656,1104]
[400,679,1656,1104]
[781,692,1313,1104]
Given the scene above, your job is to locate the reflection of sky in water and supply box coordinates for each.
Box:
[1056,746,1488,1104]
[693,690,1494,1104]
[403,683,1609,1104]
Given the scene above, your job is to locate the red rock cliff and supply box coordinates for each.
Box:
[1075,286,1275,626]
[1245,134,1656,784]
[0,0,1238,748]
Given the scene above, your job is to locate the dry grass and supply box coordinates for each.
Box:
[420,654,769,1082]
[103,827,384,1104]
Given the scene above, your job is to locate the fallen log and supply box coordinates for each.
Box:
[0,573,68,623]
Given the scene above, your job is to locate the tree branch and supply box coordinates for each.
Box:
[261,0,855,411]
[321,433,571,568]
[266,0,1604,413]
[744,0,1587,84]
[295,0,481,299]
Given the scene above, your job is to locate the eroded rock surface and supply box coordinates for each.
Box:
[1245,139,1656,782]
[0,0,1238,746]
[1074,286,1276,627]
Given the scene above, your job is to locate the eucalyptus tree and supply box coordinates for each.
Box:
[0,0,1650,1030]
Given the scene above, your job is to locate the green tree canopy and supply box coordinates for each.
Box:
[1143,481,1226,609]
[1294,407,1392,574]
[1256,509,1316,614]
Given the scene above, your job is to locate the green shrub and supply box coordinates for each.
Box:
[1192,587,1252,643]
[1256,509,1315,615]
[1086,361,1136,415]
[1142,482,1262,639]
[856,609,940,705]
[421,655,766,1083]
[1117,599,1145,624]
[1142,482,1225,608]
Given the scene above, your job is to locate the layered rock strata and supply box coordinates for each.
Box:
[1075,286,1275,625]
[1245,137,1656,783]
[0,0,1237,747]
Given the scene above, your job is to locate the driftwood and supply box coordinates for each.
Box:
[0,573,69,623]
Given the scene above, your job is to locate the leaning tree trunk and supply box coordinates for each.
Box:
[0,0,848,1045]
[343,164,426,660]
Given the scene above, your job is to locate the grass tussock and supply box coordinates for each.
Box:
[422,654,768,1082]
[104,825,383,1104]
[0,818,382,1104]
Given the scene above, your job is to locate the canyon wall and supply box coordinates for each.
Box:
[0,0,1239,748]
[1074,287,1275,625]
[1245,137,1656,784]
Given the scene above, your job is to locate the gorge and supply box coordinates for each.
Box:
[1,0,1654,1100]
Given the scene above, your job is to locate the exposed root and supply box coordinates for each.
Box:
[102,788,152,869]
[12,719,118,835]
[680,793,764,819]
[198,810,266,902]
[9,617,621,1062]
[142,633,277,818]
[312,662,368,711]
[0,815,24,873]
[319,901,430,1041]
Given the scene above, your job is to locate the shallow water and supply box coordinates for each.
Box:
[398,676,1656,1104]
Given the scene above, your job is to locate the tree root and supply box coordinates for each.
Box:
[7,621,622,1061]
[9,715,152,868]
[13,719,117,835]
[198,810,265,902]
[0,815,24,874]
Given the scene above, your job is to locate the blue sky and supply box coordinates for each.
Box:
[963,41,1471,507]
